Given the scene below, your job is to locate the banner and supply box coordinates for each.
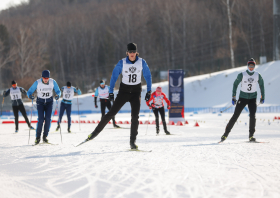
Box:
[168,69,184,123]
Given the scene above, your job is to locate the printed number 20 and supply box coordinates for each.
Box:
[247,84,252,91]
[128,74,137,83]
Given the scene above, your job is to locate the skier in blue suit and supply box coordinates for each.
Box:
[56,81,82,133]
[27,70,61,144]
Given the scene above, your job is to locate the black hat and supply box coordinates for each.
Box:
[100,80,105,84]
[11,80,16,85]
[247,58,256,66]
[67,82,71,87]
[127,43,137,51]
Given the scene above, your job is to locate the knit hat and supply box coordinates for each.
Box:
[100,80,105,85]
[42,70,50,78]
[127,43,137,51]
[156,87,162,92]
[11,80,16,85]
[247,58,256,66]
[67,82,71,87]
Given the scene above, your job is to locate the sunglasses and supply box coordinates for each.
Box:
[248,65,255,68]
[100,83,105,85]
[12,84,17,87]
[128,50,136,54]
[42,77,49,80]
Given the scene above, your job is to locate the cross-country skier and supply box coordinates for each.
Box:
[27,70,61,145]
[55,81,81,133]
[94,80,120,128]
[2,80,35,132]
[146,86,171,135]
[220,58,265,142]
[86,43,152,149]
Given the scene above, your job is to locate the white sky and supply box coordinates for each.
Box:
[0,0,29,11]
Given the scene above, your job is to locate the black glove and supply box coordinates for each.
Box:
[55,95,59,100]
[232,96,237,105]
[109,93,114,101]
[260,98,264,104]
[29,95,35,100]
[145,91,151,101]
[76,87,79,90]
[3,91,6,96]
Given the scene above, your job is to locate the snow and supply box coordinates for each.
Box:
[1,112,280,198]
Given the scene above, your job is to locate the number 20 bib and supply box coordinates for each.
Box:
[37,79,54,99]
[122,58,143,85]
[240,71,259,93]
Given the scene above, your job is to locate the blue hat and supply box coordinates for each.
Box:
[42,70,50,78]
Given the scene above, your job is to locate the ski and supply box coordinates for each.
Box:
[245,141,269,143]
[128,149,152,152]
[32,142,58,146]
[74,139,91,147]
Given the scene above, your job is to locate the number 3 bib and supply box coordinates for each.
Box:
[241,71,259,93]
[122,58,143,85]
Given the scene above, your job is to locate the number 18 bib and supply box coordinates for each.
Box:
[122,58,143,85]
[241,71,259,93]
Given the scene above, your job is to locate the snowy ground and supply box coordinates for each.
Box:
[0,112,280,198]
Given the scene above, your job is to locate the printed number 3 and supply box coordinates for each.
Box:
[247,84,252,91]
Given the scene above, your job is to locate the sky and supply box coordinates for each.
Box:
[0,0,29,12]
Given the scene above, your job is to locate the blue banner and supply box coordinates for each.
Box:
[168,69,184,123]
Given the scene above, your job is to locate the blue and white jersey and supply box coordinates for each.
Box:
[109,56,152,93]
[61,86,81,104]
[27,78,61,103]
[9,87,22,100]
[95,85,110,99]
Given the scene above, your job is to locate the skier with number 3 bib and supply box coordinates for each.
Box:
[85,43,152,149]
[220,58,265,143]
[27,70,61,145]
[56,81,81,133]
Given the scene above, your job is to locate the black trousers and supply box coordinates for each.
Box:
[12,104,31,130]
[225,98,257,137]
[100,99,116,125]
[91,91,141,142]
[153,107,167,131]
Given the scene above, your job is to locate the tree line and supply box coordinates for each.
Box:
[0,0,273,93]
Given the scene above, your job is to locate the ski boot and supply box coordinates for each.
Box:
[29,126,35,130]
[56,125,60,131]
[86,131,98,141]
[220,135,227,142]
[165,130,171,135]
[68,128,71,133]
[156,128,159,135]
[249,136,256,142]
[113,124,121,128]
[43,136,48,143]
[34,137,40,145]
[15,130,18,133]
[130,140,138,149]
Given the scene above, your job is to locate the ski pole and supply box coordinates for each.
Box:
[77,95,81,131]
[1,97,4,116]
[28,99,33,145]
[145,108,152,135]
[220,104,234,113]
[56,100,63,144]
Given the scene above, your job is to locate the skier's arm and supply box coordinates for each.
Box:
[146,93,154,106]
[27,81,38,98]
[109,60,123,93]
[258,74,265,100]
[53,80,61,97]
[3,89,10,97]
[142,59,152,92]
[162,93,171,106]
[74,87,82,95]
[232,73,243,97]
[94,88,98,106]
[20,87,27,96]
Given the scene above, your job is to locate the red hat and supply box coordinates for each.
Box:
[156,87,162,92]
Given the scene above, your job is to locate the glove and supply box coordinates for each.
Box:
[167,105,171,109]
[55,95,59,100]
[29,95,35,100]
[3,91,6,96]
[76,87,79,90]
[232,96,237,105]
[149,103,155,109]
[95,104,98,108]
[260,98,264,104]
[109,93,114,101]
[145,91,151,101]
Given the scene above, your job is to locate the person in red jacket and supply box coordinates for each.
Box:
[146,87,171,135]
